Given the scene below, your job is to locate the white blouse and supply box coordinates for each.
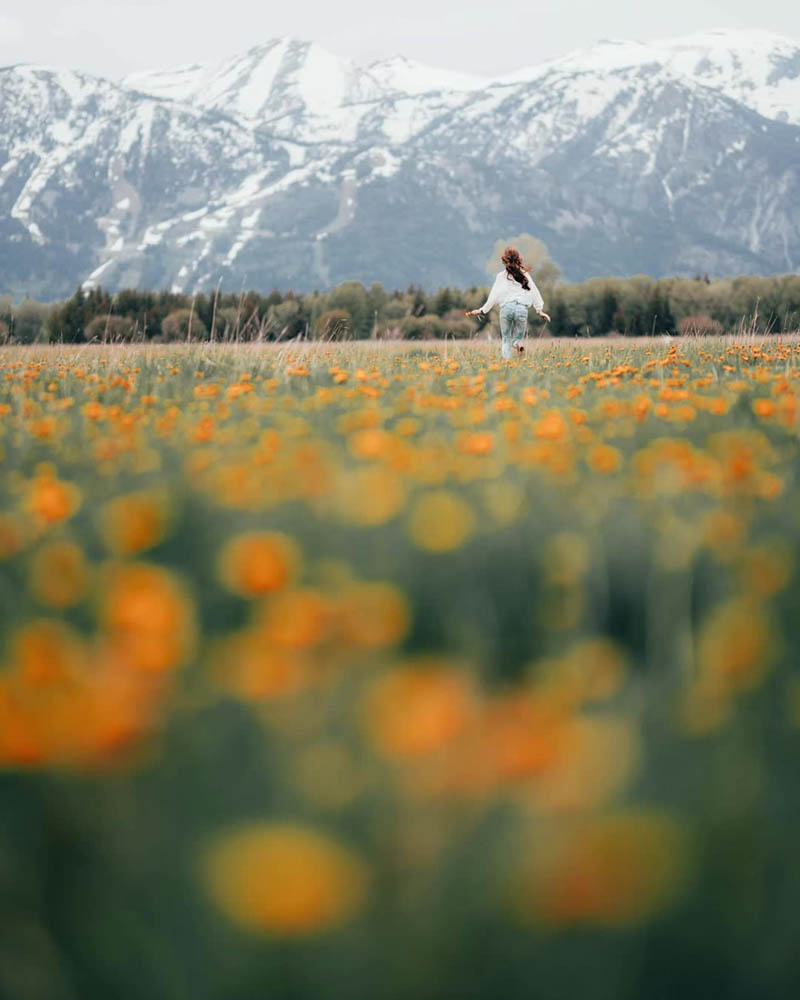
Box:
[479,269,544,314]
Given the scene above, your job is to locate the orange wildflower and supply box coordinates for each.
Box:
[362,660,476,759]
[334,581,410,649]
[587,443,622,474]
[696,598,775,694]
[0,513,28,560]
[99,490,169,555]
[99,563,196,673]
[214,630,308,701]
[534,410,568,441]
[201,824,369,935]
[258,589,330,648]
[511,810,689,926]
[752,398,775,418]
[218,531,300,597]
[24,464,81,524]
[460,431,495,456]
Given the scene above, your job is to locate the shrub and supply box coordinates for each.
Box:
[13,300,51,343]
[85,315,138,342]
[160,309,209,342]
[212,308,243,339]
[376,325,404,341]
[400,315,447,340]
[315,309,352,341]
[442,310,475,339]
[679,315,724,337]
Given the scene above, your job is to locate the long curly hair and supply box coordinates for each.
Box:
[502,247,530,291]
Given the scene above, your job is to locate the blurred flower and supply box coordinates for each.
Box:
[536,638,629,707]
[28,540,90,608]
[481,481,525,525]
[218,531,300,597]
[408,491,476,552]
[587,443,622,474]
[534,410,568,441]
[99,490,169,555]
[338,466,407,526]
[213,630,308,701]
[510,810,689,927]
[738,542,793,597]
[542,532,591,586]
[695,598,776,694]
[201,824,369,935]
[24,464,81,525]
[258,588,330,648]
[361,659,477,759]
[333,581,410,649]
[0,513,28,560]
[99,563,196,673]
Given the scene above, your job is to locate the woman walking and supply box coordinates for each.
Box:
[468,247,550,359]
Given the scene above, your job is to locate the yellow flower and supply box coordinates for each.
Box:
[408,491,475,552]
[338,466,406,526]
[201,824,369,936]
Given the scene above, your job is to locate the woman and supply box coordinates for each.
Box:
[468,247,550,359]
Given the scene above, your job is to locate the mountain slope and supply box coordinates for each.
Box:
[1,29,799,298]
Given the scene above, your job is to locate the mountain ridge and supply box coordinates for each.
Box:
[1,28,799,298]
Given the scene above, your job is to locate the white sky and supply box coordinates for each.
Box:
[0,0,799,79]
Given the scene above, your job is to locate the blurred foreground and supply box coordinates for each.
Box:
[1,339,799,999]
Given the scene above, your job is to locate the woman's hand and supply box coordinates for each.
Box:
[466,309,482,317]
[538,310,551,323]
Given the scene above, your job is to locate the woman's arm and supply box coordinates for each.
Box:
[468,273,503,316]
[530,279,550,322]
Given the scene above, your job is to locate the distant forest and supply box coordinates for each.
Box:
[3,273,800,344]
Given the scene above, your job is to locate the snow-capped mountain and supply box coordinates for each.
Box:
[1,28,799,299]
[512,29,800,125]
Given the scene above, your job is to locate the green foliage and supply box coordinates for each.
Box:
[161,308,209,342]
[315,309,352,341]
[12,299,51,344]
[28,272,800,345]
[84,315,138,342]
[327,282,371,338]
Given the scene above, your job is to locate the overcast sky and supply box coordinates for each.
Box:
[1,0,799,80]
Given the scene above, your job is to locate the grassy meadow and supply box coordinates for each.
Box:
[1,336,800,999]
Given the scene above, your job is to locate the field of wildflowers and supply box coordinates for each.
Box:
[1,337,799,999]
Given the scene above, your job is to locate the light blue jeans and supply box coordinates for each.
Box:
[499,301,528,359]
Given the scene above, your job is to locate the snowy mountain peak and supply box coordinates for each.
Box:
[124,37,354,121]
[361,54,486,95]
[3,27,800,299]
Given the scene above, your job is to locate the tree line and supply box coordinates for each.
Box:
[2,273,800,344]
